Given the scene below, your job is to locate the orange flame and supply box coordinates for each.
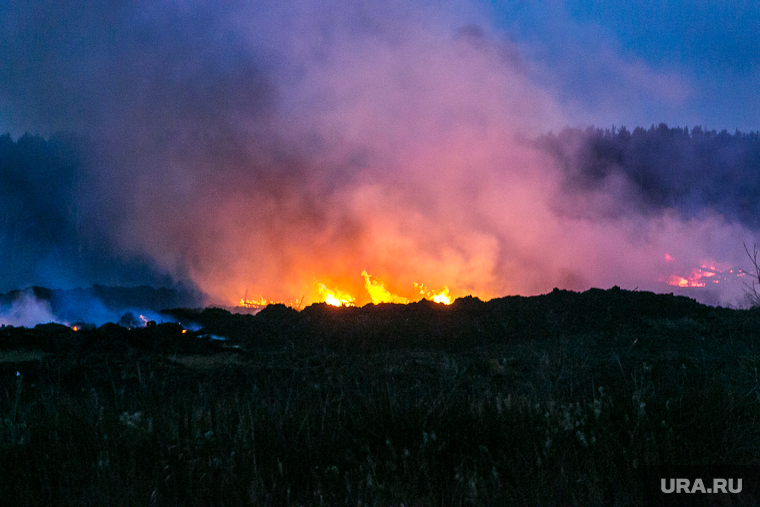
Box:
[663,257,744,288]
[239,295,271,307]
[362,270,409,304]
[663,254,730,288]
[239,295,305,308]
[415,282,452,305]
[242,270,459,309]
[315,282,356,307]
[666,274,705,288]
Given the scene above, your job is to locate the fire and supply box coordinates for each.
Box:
[362,270,409,304]
[663,257,746,289]
[430,287,452,305]
[241,270,458,309]
[665,266,720,288]
[666,274,706,288]
[415,282,452,305]
[315,282,356,307]
[239,290,303,309]
[239,295,271,307]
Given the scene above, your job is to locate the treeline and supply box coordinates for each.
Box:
[539,124,760,227]
[0,133,174,291]
[0,133,84,290]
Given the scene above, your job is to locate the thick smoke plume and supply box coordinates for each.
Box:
[0,1,756,308]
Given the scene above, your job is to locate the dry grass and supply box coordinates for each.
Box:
[0,349,46,363]
[171,351,247,370]
[2,290,760,505]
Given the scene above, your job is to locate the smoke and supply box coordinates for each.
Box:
[0,286,194,328]
[0,1,756,308]
[0,290,59,328]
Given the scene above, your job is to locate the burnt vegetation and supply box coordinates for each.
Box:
[3,287,760,505]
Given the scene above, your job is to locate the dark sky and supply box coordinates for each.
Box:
[0,0,757,309]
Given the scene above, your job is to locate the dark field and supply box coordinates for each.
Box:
[2,287,760,505]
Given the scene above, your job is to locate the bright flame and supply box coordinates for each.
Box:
[72,326,79,332]
[362,270,409,304]
[415,282,452,305]
[315,282,355,307]
[430,287,452,304]
[244,271,459,308]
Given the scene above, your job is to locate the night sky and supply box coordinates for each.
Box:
[0,0,758,316]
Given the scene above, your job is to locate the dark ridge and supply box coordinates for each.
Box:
[4,285,751,355]
[165,286,737,352]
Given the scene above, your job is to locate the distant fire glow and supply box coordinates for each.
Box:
[666,273,706,288]
[663,258,748,290]
[239,294,303,309]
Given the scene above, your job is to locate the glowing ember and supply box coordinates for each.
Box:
[362,270,409,304]
[315,282,356,307]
